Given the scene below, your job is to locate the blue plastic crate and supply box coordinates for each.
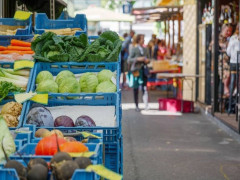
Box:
[34,13,87,35]
[10,143,102,165]
[0,159,99,180]
[104,139,121,174]
[22,93,121,143]
[0,15,33,46]
[0,62,34,92]
[31,62,120,93]
[0,62,35,130]
[13,130,32,151]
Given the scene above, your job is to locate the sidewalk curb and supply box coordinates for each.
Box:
[199,108,240,143]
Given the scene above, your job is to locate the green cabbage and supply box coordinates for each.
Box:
[55,70,75,85]
[97,69,114,83]
[36,71,54,84]
[0,116,16,161]
[36,80,58,93]
[59,77,80,93]
[79,73,98,93]
[96,81,116,93]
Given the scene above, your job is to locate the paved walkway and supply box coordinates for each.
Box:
[122,90,240,180]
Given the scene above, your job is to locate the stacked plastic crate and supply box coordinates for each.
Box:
[0,13,122,179]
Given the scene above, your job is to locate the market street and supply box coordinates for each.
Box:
[122,90,240,180]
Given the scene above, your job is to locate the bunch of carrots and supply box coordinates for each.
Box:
[0,39,34,55]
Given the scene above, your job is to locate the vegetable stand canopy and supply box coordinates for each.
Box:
[75,6,135,22]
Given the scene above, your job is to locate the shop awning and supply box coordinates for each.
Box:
[132,5,183,23]
[75,6,135,22]
[157,0,183,6]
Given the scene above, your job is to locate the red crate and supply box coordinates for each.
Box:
[158,98,193,113]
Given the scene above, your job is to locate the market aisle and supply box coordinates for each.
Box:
[122,90,240,180]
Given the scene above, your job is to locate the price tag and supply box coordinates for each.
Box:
[14,11,32,20]
[80,132,101,139]
[68,152,95,158]
[14,92,48,104]
[31,93,48,105]
[14,92,36,103]
[14,60,35,71]
[111,76,117,86]
[86,165,122,180]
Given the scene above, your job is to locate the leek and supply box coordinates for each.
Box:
[0,68,30,77]
[0,77,27,89]
[0,69,28,82]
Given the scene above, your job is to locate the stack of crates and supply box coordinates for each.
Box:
[0,12,123,179]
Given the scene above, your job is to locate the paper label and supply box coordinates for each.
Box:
[86,165,122,180]
[31,93,48,105]
[14,60,34,70]
[81,132,101,139]
[14,92,36,103]
[111,76,117,86]
[14,92,48,104]
[68,152,95,158]
[14,11,32,20]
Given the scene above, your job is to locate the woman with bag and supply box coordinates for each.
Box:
[127,34,150,112]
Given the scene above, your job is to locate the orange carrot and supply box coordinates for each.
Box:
[10,39,31,47]
[7,46,32,51]
[0,50,34,54]
[0,46,7,51]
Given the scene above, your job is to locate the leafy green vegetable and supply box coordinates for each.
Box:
[0,116,16,161]
[79,73,98,93]
[59,77,80,93]
[100,31,119,43]
[55,70,75,85]
[0,82,24,102]
[97,69,114,83]
[32,30,122,62]
[36,71,54,84]
[36,80,58,93]
[96,81,117,93]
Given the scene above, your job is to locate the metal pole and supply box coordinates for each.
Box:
[50,0,55,20]
[212,0,219,114]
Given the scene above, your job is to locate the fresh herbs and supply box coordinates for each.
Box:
[31,31,122,62]
[0,82,24,102]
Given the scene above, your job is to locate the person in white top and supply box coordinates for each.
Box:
[226,23,240,114]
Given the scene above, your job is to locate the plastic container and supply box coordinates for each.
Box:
[0,62,34,129]
[22,93,121,143]
[0,15,33,46]
[10,143,102,164]
[14,130,32,151]
[158,98,194,113]
[31,62,120,94]
[0,159,99,180]
[34,13,87,35]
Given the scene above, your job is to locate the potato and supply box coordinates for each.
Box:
[35,128,51,138]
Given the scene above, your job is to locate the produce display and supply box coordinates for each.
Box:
[1,102,22,127]
[26,104,97,128]
[0,67,30,102]
[35,69,117,93]
[45,28,83,35]
[0,40,33,55]
[0,25,25,35]
[32,30,122,62]
[1,133,93,180]
[0,116,16,161]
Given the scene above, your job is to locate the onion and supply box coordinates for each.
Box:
[75,115,96,127]
[54,116,74,127]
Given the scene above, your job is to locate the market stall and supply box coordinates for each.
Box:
[0,10,123,180]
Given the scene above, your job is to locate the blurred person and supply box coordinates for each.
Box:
[121,33,129,89]
[226,23,239,114]
[153,39,161,60]
[157,40,171,60]
[147,34,157,58]
[127,34,150,112]
[121,30,135,89]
